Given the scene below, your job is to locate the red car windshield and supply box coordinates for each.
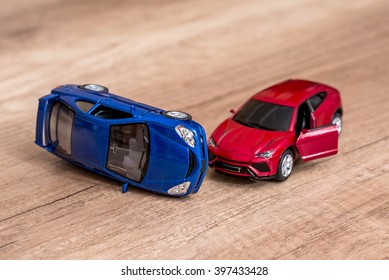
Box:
[233,100,293,131]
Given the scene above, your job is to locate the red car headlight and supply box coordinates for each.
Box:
[255,150,274,159]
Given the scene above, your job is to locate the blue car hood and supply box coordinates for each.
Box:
[143,123,189,182]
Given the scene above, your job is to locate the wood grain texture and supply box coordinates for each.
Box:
[0,0,388,259]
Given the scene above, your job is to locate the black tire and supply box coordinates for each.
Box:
[331,113,342,135]
[275,150,294,182]
[162,111,192,121]
[80,84,109,93]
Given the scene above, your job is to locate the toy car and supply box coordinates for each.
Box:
[35,84,208,196]
[208,79,342,181]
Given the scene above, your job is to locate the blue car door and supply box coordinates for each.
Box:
[106,123,149,182]
[71,103,110,169]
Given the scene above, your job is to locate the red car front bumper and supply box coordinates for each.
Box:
[208,148,279,179]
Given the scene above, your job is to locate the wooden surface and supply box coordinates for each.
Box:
[0,0,388,260]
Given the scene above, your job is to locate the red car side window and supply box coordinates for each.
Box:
[308,92,327,111]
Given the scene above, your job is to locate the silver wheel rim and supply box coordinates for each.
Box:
[332,116,342,134]
[166,111,188,119]
[281,154,293,177]
[84,84,105,92]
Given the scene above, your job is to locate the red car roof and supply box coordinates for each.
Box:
[252,79,326,107]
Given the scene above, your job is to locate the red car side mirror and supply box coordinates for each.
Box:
[230,108,236,114]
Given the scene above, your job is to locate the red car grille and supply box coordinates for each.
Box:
[216,161,249,174]
[215,158,270,175]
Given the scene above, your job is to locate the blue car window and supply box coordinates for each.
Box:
[76,100,95,113]
[107,124,149,182]
[91,105,132,119]
[49,102,74,155]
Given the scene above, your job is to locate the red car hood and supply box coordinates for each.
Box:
[215,119,287,156]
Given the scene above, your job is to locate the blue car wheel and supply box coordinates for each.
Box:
[162,111,192,121]
[80,83,109,93]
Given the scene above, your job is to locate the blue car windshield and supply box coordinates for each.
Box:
[106,124,149,182]
[233,100,293,131]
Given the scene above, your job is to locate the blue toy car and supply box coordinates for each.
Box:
[35,84,208,196]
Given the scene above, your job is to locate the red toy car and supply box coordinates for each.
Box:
[208,79,342,181]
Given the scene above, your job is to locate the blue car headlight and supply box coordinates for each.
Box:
[255,150,274,158]
[168,182,191,195]
[175,125,195,148]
